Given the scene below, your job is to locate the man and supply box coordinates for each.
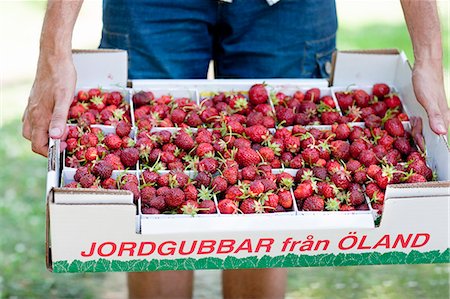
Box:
[22,0,448,298]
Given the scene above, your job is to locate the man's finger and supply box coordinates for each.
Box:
[49,98,71,139]
[31,127,50,157]
[22,115,32,140]
[420,99,447,135]
[411,116,425,152]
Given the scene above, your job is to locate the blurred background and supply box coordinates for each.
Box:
[0,1,449,298]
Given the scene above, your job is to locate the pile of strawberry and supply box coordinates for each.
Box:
[216,167,295,214]
[140,169,217,215]
[64,122,138,170]
[64,166,140,202]
[133,84,275,130]
[272,88,342,125]
[289,122,432,213]
[336,83,408,123]
[68,88,131,126]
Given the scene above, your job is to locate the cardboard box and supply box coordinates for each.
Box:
[45,50,450,273]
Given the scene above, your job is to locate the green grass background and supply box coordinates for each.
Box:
[0,1,449,299]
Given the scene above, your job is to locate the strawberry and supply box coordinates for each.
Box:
[331,140,350,161]
[174,131,195,151]
[120,147,139,168]
[249,180,265,196]
[372,83,390,98]
[353,169,367,184]
[302,147,320,165]
[79,173,96,188]
[148,195,166,211]
[394,137,412,156]
[140,186,157,204]
[373,145,388,160]
[165,188,185,207]
[365,182,381,199]
[358,149,378,167]
[236,147,261,168]
[406,173,427,183]
[142,207,160,214]
[317,182,335,198]
[385,94,402,109]
[171,108,187,125]
[332,124,351,140]
[104,134,123,150]
[336,92,353,112]
[278,190,293,209]
[259,147,275,162]
[407,160,432,179]
[211,177,228,193]
[116,121,131,138]
[320,111,340,125]
[121,181,140,202]
[340,204,355,211]
[294,182,314,199]
[74,166,89,182]
[248,84,268,105]
[196,143,214,158]
[101,178,116,189]
[353,89,370,107]
[84,147,98,162]
[384,117,405,137]
[364,114,382,129]
[218,199,238,214]
[331,170,350,190]
[91,161,113,179]
[349,189,365,206]
[223,167,239,185]
[276,107,295,126]
[371,101,388,118]
[133,91,154,107]
[302,195,324,211]
[77,90,89,102]
[245,125,269,143]
[305,88,321,103]
[198,157,218,173]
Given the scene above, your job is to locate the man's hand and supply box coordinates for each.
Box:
[22,54,76,156]
[412,59,450,135]
[22,0,83,156]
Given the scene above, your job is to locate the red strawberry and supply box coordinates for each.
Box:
[331,170,350,190]
[120,147,139,168]
[364,114,382,129]
[171,108,187,125]
[116,121,131,138]
[331,140,350,161]
[336,92,354,112]
[332,124,351,140]
[340,204,355,211]
[245,125,269,143]
[321,111,340,125]
[317,182,335,198]
[278,190,293,209]
[74,166,89,182]
[133,91,154,107]
[365,182,380,198]
[196,143,214,158]
[174,131,195,151]
[223,167,239,185]
[84,147,98,162]
[101,178,116,189]
[372,83,390,98]
[353,169,367,184]
[248,84,268,105]
[165,188,185,207]
[218,199,238,214]
[349,189,365,206]
[358,149,378,167]
[211,177,228,193]
[385,94,402,109]
[406,173,427,183]
[294,182,314,199]
[140,186,157,204]
[302,147,320,165]
[407,160,432,180]
[105,134,123,150]
[384,118,405,137]
[198,157,218,173]
[302,195,324,211]
[321,95,336,108]
[249,180,265,196]
[91,161,113,179]
[148,195,166,211]
[305,88,321,103]
[77,90,89,102]
[394,137,412,156]
[79,173,96,188]
[353,89,370,107]
[236,147,261,167]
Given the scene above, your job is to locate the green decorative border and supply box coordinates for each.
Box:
[52,249,450,273]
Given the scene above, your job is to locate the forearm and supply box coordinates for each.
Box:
[40,0,83,58]
[401,0,442,63]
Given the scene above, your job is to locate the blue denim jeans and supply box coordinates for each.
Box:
[100,0,337,79]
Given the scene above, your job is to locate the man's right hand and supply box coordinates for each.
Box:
[22,53,76,156]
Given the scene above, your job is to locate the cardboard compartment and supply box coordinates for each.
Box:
[45,50,450,272]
